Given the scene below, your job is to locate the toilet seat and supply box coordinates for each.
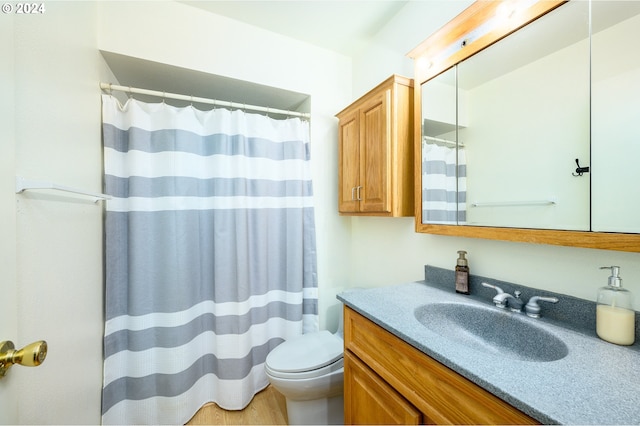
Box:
[265,330,344,380]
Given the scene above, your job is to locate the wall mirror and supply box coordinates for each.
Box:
[591,1,640,234]
[412,0,640,252]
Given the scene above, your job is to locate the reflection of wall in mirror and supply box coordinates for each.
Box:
[460,32,589,231]
[421,75,457,136]
[591,11,640,234]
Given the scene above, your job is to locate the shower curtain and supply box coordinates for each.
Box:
[422,143,466,224]
[100,94,318,424]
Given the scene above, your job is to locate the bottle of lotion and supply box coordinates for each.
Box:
[455,250,469,295]
[596,266,635,345]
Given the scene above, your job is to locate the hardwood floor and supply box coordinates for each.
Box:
[186,385,288,425]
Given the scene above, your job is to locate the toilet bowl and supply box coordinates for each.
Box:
[265,299,353,425]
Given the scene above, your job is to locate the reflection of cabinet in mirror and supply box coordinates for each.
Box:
[336,75,414,216]
[410,0,640,252]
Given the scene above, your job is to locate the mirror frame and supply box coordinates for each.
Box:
[409,0,640,253]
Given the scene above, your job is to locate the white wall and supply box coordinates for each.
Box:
[350,217,640,303]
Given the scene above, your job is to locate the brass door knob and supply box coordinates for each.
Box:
[0,340,47,378]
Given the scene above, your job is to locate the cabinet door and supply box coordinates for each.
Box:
[344,351,422,425]
[338,109,360,213]
[345,308,538,425]
[359,90,391,213]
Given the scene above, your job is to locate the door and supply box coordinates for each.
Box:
[0,192,19,424]
[338,109,361,213]
[344,351,422,425]
[0,12,18,423]
[359,90,391,213]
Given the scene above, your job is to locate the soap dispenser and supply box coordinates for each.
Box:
[455,250,469,295]
[596,266,635,346]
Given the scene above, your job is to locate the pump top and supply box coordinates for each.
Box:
[457,251,468,267]
[600,266,622,287]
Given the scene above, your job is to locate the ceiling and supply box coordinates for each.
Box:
[180,0,409,56]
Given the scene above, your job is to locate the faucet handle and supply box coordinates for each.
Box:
[525,296,559,318]
[482,283,510,309]
[482,282,504,294]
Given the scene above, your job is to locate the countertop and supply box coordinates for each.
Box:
[338,280,640,425]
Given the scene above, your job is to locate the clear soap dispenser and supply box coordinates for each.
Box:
[596,266,635,346]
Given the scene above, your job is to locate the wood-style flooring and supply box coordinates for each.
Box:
[186,385,288,425]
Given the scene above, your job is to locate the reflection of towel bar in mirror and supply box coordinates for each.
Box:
[423,135,464,147]
[471,200,556,208]
[15,176,111,203]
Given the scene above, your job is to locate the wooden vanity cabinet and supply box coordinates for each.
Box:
[343,307,539,425]
[345,351,422,424]
[336,75,414,216]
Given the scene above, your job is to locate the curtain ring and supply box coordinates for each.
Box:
[127,86,133,99]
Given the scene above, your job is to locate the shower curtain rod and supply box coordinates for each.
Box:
[423,135,464,147]
[99,83,311,119]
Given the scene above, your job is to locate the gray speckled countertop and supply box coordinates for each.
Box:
[338,281,640,425]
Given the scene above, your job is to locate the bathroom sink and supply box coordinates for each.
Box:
[414,302,568,362]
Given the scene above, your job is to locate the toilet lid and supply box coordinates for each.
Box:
[265,330,343,374]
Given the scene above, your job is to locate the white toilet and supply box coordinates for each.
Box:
[265,310,346,425]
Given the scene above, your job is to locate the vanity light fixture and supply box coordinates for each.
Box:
[495,2,517,22]
[416,57,433,73]
[495,0,539,27]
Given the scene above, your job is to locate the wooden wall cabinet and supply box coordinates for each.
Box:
[343,307,539,425]
[336,75,414,216]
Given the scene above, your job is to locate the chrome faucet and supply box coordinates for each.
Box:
[482,282,524,312]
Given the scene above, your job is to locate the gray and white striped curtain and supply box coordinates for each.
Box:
[100,95,318,424]
[422,143,466,224]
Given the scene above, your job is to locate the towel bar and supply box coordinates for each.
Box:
[15,176,111,203]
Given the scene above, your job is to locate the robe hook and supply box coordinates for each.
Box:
[572,158,590,177]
